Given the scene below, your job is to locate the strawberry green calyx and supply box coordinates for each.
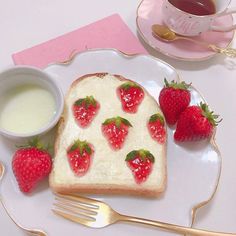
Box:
[120,82,141,90]
[118,117,132,127]
[149,113,165,125]
[200,102,222,127]
[28,137,44,149]
[102,116,132,128]
[69,139,92,155]
[75,96,97,108]
[125,149,155,163]
[17,137,48,151]
[164,78,191,90]
[139,149,155,162]
[125,150,138,161]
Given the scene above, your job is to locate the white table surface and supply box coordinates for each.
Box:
[0,0,236,235]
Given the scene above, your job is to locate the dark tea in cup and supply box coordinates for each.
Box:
[168,0,216,16]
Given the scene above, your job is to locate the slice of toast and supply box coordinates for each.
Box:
[49,73,166,197]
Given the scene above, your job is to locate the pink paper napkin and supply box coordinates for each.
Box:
[12,14,147,68]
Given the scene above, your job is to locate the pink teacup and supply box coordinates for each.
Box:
[162,0,236,36]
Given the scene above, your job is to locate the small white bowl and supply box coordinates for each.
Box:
[0,66,64,140]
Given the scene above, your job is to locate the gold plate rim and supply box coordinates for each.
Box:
[0,48,222,235]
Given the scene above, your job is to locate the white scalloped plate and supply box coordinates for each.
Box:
[0,49,221,236]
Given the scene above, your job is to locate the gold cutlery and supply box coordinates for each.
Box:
[52,193,236,236]
[152,24,236,58]
[0,162,47,236]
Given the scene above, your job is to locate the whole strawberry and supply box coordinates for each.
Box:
[73,96,100,128]
[147,113,166,144]
[117,82,144,113]
[126,149,155,184]
[159,79,191,125]
[174,102,221,142]
[102,116,132,150]
[67,139,94,176]
[12,138,52,193]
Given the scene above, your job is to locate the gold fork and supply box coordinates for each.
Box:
[52,193,236,236]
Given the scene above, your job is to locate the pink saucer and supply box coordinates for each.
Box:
[136,0,235,61]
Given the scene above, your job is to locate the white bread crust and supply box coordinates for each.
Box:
[49,73,167,198]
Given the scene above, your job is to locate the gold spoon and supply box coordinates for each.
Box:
[0,161,47,236]
[152,24,236,58]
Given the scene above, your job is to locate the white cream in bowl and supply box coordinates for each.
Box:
[0,66,64,139]
[0,84,56,134]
